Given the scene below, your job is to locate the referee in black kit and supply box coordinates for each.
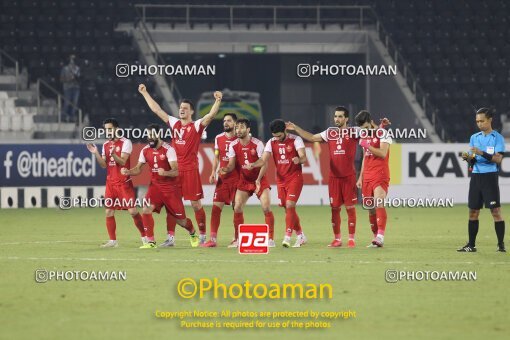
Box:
[458,108,506,252]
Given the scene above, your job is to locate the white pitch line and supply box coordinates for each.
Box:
[0,240,78,245]
[0,239,190,245]
[1,256,509,265]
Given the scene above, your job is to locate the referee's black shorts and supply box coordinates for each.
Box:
[468,172,500,210]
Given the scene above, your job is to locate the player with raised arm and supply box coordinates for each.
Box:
[286,107,359,248]
[355,111,392,248]
[121,124,199,249]
[249,119,308,248]
[220,118,275,248]
[202,113,240,247]
[138,84,222,245]
[86,118,146,248]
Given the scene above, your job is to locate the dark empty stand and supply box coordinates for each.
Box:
[0,0,156,131]
[374,0,509,141]
[2,0,506,141]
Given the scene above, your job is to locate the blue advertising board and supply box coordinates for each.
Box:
[0,144,106,187]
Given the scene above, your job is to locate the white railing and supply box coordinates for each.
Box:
[371,11,447,141]
[134,12,182,104]
[0,48,20,97]
[135,4,374,28]
[37,78,83,129]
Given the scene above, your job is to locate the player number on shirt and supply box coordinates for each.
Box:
[279,147,286,159]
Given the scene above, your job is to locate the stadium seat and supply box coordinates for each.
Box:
[0,115,10,131]
[376,0,509,141]
[3,0,508,141]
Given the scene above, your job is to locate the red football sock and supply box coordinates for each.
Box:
[264,211,275,239]
[233,212,244,240]
[295,223,303,235]
[106,216,116,240]
[195,207,207,235]
[285,208,294,237]
[346,207,356,238]
[132,213,146,237]
[369,213,378,236]
[182,218,195,234]
[210,205,222,239]
[142,213,155,241]
[331,207,341,239]
[375,207,387,235]
[166,213,176,236]
[292,209,302,235]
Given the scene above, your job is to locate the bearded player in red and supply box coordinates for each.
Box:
[202,113,239,247]
[220,118,275,248]
[121,124,199,249]
[138,84,222,245]
[249,119,308,248]
[286,107,359,248]
[355,111,392,248]
[86,118,146,248]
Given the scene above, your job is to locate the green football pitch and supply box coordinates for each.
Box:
[1,205,509,340]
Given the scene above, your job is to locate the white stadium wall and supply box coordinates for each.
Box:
[390,143,510,204]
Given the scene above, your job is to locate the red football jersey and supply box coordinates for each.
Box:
[264,134,305,184]
[102,137,132,185]
[215,132,239,183]
[320,127,359,178]
[227,137,265,183]
[361,131,392,182]
[167,116,206,171]
[138,142,180,189]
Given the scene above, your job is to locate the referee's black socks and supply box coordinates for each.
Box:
[468,220,479,247]
[495,221,505,245]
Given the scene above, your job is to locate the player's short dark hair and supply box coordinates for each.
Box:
[476,107,492,119]
[334,106,349,118]
[224,113,237,121]
[146,123,163,139]
[355,110,371,126]
[180,99,195,111]
[269,119,286,134]
[147,123,161,131]
[102,118,119,128]
[236,118,250,128]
